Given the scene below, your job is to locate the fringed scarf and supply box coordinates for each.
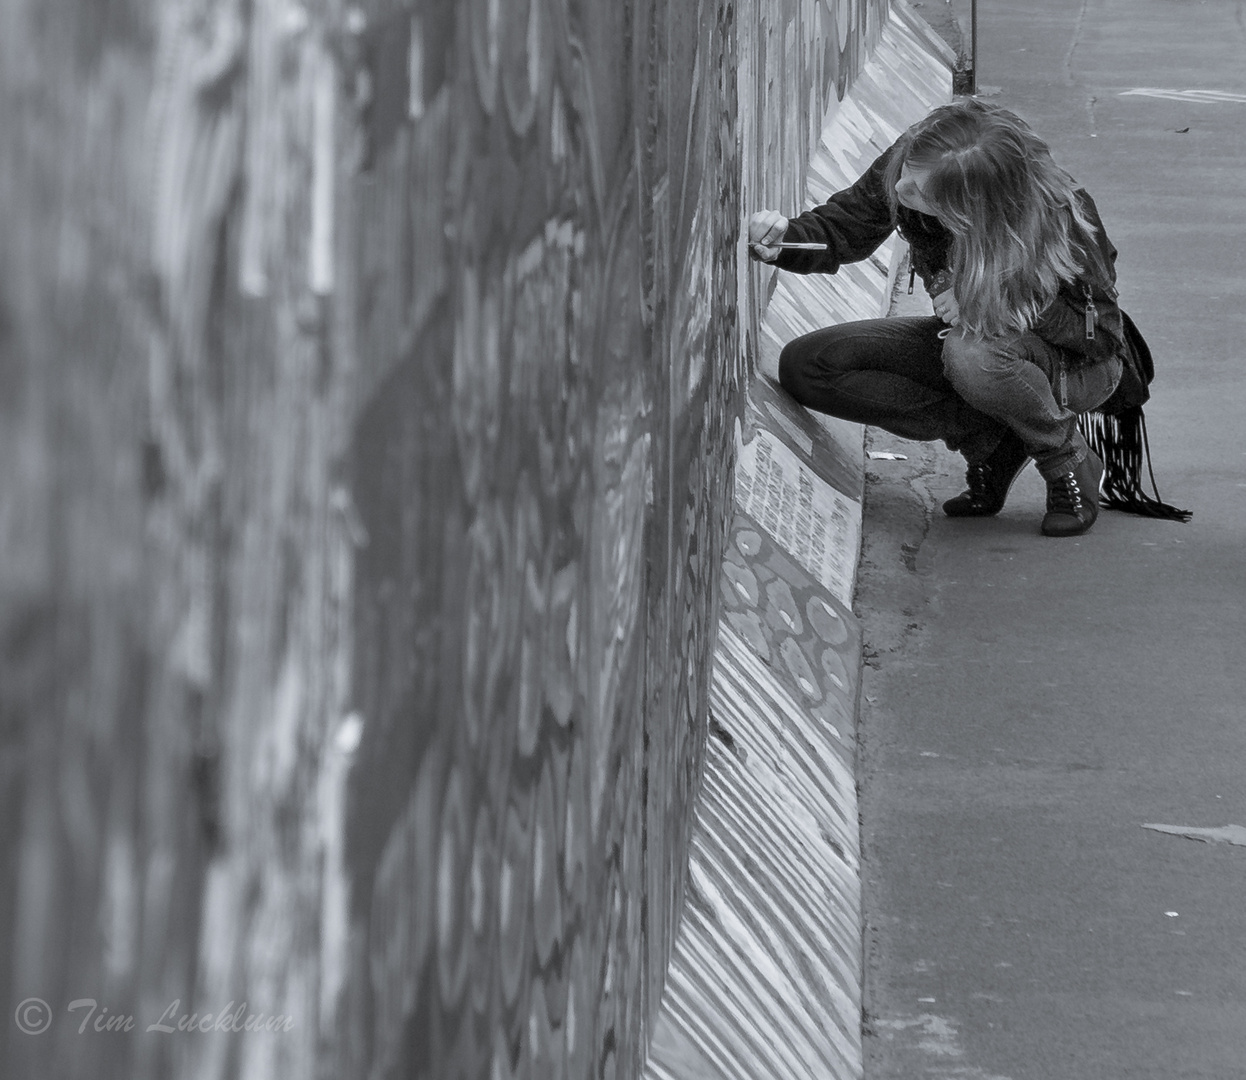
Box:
[1079,407,1192,521]
[1078,311,1191,522]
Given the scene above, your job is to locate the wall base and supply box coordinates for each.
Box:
[644,5,952,1078]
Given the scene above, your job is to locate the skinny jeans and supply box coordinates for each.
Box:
[777,316,1123,479]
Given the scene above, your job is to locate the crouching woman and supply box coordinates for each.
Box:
[749,99,1125,537]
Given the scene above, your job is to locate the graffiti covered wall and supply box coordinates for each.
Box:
[0,1,888,1079]
[738,0,890,366]
[338,0,743,1075]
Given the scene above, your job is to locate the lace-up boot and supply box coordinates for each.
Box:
[942,432,1030,517]
[1041,451,1104,537]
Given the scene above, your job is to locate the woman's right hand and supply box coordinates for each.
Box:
[748,210,789,262]
[933,287,960,327]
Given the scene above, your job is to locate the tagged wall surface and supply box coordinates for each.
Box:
[337,0,742,1075]
[0,2,886,1080]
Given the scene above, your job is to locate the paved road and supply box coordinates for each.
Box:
[858,2,1246,1078]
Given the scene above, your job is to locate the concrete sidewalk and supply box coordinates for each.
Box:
[859,2,1246,1078]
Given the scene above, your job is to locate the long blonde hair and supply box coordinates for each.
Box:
[885,100,1096,338]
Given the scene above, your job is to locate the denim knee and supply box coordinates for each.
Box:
[778,340,809,403]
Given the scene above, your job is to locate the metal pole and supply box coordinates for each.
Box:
[971,0,978,94]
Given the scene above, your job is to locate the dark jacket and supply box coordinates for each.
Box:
[772,144,1127,365]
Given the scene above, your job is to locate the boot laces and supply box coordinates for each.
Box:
[1048,472,1084,513]
[966,461,991,494]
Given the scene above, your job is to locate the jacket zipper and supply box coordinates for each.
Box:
[908,265,916,295]
[1083,283,1097,341]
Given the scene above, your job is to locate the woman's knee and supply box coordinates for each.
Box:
[778,325,860,401]
[778,338,816,402]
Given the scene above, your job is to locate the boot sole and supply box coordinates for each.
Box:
[1040,513,1097,537]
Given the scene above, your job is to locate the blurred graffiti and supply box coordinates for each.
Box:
[0,0,887,1077]
[343,0,741,1072]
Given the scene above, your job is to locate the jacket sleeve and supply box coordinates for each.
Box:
[1031,190,1126,364]
[768,145,899,275]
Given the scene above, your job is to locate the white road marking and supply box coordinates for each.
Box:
[1120,87,1246,104]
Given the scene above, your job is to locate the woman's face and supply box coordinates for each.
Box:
[895,160,939,217]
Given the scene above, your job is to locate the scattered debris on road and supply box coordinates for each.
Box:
[1142,823,1246,847]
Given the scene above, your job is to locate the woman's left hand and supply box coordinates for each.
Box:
[934,288,960,327]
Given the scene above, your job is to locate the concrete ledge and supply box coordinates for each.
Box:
[645,387,864,1080]
[645,4,951,1078]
